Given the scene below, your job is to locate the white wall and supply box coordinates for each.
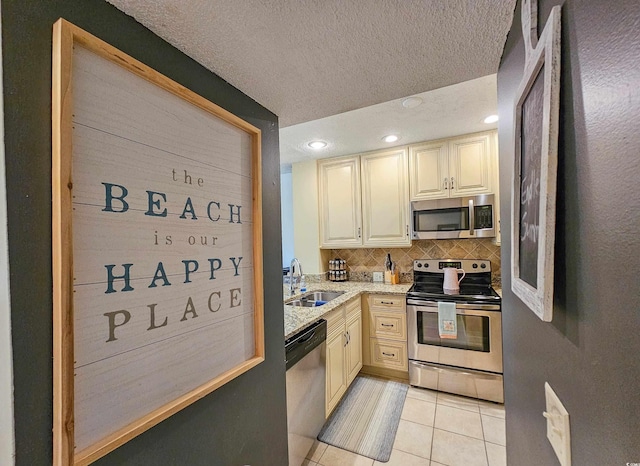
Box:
[0,3,16,464]
[280,170,294,268]
[292,160,324,274]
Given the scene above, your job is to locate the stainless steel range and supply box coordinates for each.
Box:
[407,259,503,403]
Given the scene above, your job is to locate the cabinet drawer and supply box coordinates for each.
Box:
[369,310,406,341]
[370,339,408,371]
[370,295,404,311]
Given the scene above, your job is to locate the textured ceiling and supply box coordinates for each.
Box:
[106,0,515,128]
[280,74,499,167]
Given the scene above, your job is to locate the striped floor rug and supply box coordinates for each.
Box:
[317,375,408,462]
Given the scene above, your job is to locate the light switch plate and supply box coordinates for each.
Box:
[544,382,571,466]
[373,271,383,283]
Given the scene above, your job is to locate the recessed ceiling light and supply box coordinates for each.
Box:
[483,114,499,124]
[307,140,327,150]
[383,135,399,143]
[402,97,423,109]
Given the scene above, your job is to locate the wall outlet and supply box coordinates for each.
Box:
[544,382,571,466]
[372,271,383,283]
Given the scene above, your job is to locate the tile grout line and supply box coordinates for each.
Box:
[428,401,437,464]
[480,409,490,466]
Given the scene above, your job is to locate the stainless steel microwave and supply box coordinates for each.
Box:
[411,194,495,240]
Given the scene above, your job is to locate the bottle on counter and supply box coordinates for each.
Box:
[300,275,307,293]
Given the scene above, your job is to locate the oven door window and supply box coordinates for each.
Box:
[414,207,469,232]
[417,311,490,352]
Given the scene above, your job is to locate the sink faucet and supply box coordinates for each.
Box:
[289,258,303,295]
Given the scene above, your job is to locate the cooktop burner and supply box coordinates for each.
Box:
[407,259,501,305]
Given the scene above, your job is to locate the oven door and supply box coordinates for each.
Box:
[407,300,502,374]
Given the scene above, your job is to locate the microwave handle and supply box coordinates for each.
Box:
[469,198,475,235]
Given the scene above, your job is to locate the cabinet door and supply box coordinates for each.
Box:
[360,148,410,247]
[325,328,347,416]
[409,141,449,200]
[346,313,363,386]
[448,133,492,197]
[318,156,362,248]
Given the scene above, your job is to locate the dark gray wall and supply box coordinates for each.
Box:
[498,0,640,464]
[1,1,288,464]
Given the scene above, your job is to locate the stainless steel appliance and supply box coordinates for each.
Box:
[407,259,503,402]
[285,319,327,466]
[411,194,496,240]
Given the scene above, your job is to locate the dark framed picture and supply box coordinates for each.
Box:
[511,4,561,321]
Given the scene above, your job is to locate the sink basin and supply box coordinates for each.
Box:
[302,290,345,302]
[286,299,316,307]
[286,290,345,307]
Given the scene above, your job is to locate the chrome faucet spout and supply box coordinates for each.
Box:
[289,258,303,295]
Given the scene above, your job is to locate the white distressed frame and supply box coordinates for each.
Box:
[511,1,561,322]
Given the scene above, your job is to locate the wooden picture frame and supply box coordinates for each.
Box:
[52,19,264,465]
[511,1,561,322]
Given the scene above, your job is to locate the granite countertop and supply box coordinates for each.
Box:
[283,281,411,339]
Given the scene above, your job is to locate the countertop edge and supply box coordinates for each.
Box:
[283,282,410,339]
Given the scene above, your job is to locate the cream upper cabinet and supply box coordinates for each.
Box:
[408,140,449,199]
[409,131,495,201]
[318,148,410,248]
[360,148,410,247]
[318,156,362,248]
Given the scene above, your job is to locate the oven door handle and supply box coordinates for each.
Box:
[406,299,501,311]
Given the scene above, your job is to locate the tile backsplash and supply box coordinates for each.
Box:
[324,239,501,284]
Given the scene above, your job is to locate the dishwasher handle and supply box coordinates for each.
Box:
[285,319,327,370]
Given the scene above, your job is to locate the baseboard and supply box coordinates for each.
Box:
[359,365,409,383]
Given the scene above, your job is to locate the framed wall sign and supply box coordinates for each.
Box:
[52,19,264,465]
[511,0,561,322]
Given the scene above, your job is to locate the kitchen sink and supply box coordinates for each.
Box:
[286,290,345,307]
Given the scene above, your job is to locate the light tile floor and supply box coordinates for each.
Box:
[303,386,506,466]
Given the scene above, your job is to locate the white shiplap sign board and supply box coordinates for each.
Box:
[52,20,263,466]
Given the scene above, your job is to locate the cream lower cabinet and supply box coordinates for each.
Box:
[362,294,408,377]
[318,148,410,248]
[325,297,362,417]
[409,131,496,201]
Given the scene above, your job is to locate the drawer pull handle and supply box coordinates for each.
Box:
[380,323,394,327]
[382,352,396,357]
[381,301,394,305]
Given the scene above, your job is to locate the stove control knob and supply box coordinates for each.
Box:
[472,263,478,269]
[424,263,429,268]
[481,263,487,269]
[417,263,422,268]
